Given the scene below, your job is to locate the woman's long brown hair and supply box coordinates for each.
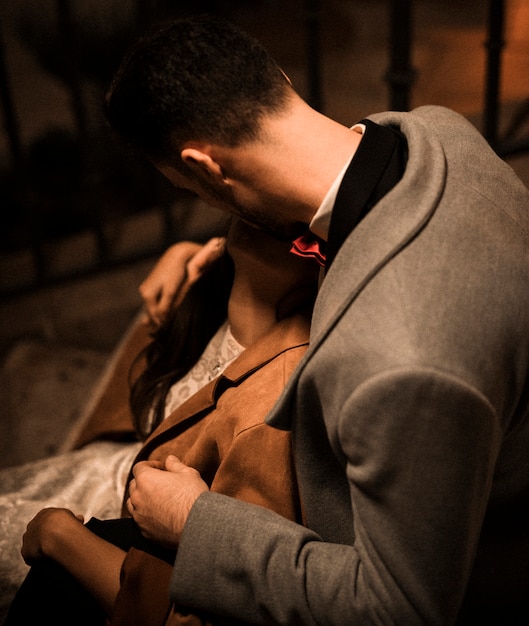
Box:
[129,253,234,439]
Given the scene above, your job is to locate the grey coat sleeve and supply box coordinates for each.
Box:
[169,368,501,625]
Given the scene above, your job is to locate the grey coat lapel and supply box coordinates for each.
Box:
[267,108,447,432]
[265,108,449,543]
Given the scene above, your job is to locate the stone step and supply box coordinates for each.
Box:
[0,339,109,469]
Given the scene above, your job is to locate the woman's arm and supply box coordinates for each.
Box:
[21,508,126,616]
[139,238,226,327]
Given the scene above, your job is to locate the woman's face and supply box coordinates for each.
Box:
[226,218,319,286]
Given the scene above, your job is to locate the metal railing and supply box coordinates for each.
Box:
[1,0,527,300]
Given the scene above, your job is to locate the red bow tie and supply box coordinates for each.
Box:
[290,231,326,267]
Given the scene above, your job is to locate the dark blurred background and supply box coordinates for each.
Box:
[0,0,528,467]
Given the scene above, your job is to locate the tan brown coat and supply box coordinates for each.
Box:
[109,311,311,626]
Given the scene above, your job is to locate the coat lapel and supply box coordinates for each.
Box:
[267,109,447,430]
[264,109,449,542]
[132,312,310,464]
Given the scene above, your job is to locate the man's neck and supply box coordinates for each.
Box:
[229,96,364,228]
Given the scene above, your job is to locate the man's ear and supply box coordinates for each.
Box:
[180,147,225,181]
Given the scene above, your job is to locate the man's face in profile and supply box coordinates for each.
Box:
[156,161,305,242]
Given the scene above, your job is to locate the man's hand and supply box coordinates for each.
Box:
[140,237,226,327]
[21,508,84,565]
[127,456,209,548]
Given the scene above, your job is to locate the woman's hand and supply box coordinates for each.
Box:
[140,237,226,327]
[21,508,84,565]
[21,507,127,615]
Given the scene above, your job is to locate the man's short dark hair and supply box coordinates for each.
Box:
[104,14,292,164]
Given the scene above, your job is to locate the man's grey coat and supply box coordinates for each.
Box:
[171,106,529,625]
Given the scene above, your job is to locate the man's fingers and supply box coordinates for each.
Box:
[132,459,164,478]
[164,455,184,472]
[126,497,135,516]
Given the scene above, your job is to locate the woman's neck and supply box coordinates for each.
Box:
[227,274,281,348]
[225,219,318,348]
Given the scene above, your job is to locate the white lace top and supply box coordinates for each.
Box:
[164,321,244,417]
